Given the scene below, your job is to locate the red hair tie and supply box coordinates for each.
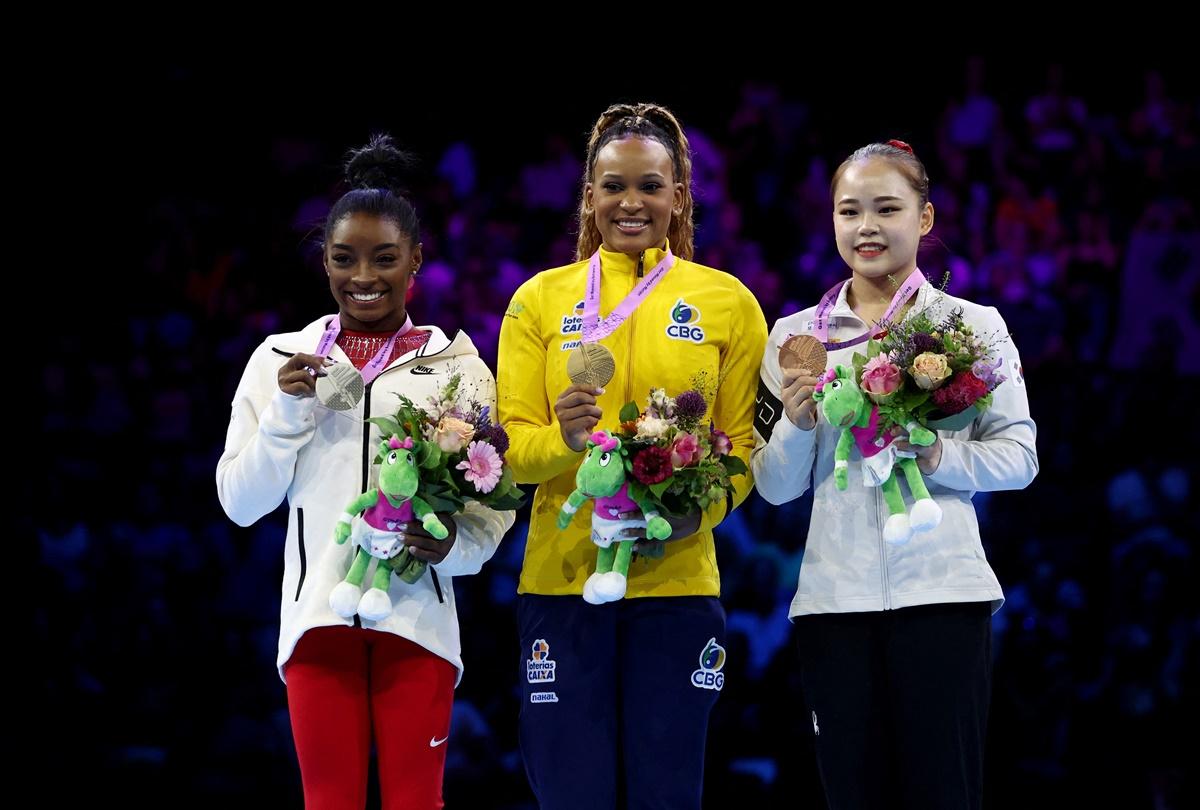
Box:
[886,139,914,155]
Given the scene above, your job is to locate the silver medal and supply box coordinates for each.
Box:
[316,362,365,411]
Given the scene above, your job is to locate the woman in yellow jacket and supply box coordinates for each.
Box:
[497,102,768,809]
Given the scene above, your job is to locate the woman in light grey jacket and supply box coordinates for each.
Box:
[751,140,1037,810]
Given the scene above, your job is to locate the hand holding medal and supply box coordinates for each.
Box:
[299,315,414,412]
[778,335,827,432]
[556,342,616,453]
[278,352,332,398]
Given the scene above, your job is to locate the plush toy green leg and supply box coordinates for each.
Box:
[898,457,943,533]
[881,472,914,544]
[613,540,633,578]
[371,561,392,591]
[881,473,905,515]
[388,549,428,584]
[583,543,614,605]
[595,543,616,575]
[330,548,373,618]
[356,556,395,621]
[898,456,931,500]
[346,548,371,586]
[586,537,632,604]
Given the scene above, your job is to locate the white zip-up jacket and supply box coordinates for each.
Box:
[217,315,515,682]
[751,282,1037,617]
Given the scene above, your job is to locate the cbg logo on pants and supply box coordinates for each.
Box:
[527,639,556,683]
[690,637,726,691]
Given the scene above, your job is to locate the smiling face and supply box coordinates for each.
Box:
[585,137,683,256]
[833,157,934,284]
[325,212,421,332]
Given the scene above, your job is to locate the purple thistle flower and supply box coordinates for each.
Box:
[675,390,708,424]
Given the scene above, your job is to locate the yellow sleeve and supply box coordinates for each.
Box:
[699,278,769,533]
[497,275,585,485]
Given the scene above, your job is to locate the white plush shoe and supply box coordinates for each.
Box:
[582,573,604,605]
[909,498,943,533]
[357,587,393,621]
[883,513,913,545]
[329,581,362,618]
[593,571,628,602]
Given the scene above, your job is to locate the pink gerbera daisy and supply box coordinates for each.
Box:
[457,441,503,493]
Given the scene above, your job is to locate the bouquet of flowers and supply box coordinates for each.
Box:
[554,382,746,603]
[364,372,525,528]
[855,301,1008,433]
[326,373,523,619]
[368,372,525,514]
[613,386,746,522]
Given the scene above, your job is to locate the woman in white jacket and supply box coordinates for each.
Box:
[216,135,513,809]
[751,140,1037,810]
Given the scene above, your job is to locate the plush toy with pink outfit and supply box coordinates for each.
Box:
[557,430,672,603]
[813,366,943,545]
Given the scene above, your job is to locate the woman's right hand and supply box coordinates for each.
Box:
[554,384,604,452]
[781,369,820,431]
[277,352,329,398]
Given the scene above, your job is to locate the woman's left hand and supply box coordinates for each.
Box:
[401,513,458,564]
[891,430,943,475]
[615,508,702,543]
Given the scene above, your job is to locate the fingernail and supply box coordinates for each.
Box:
[595,387,605,395]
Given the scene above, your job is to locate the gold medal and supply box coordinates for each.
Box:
[566,342,616,388]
